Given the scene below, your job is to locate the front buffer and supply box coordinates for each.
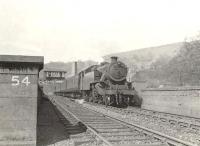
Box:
[95,83,142,107]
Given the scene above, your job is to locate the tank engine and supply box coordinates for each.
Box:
[55,57,142,107]
[91,56,141,106]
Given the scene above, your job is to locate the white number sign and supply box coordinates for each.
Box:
[11,76,20,86]
[12,76,30,86]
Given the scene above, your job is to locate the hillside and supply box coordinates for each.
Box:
[104,42,183,72]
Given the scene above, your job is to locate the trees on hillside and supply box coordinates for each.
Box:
[133,31,200,87]
[168,32,200,85]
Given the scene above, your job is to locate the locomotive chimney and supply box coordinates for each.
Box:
[111,56,118,63]
[72,61,78,75]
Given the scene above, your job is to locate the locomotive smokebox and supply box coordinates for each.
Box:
[111,56,118,63]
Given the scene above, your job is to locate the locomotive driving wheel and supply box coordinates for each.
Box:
[123,96,131,107]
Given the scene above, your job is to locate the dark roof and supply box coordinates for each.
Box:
[44,68,67,72]
[0,55,44,64]
[0,55,44,70]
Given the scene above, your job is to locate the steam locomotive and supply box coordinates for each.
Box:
[55,57,142,107]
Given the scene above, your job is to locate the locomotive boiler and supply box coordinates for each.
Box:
[55,57,142,107]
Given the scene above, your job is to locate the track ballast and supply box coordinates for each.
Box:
[49,96,198,146]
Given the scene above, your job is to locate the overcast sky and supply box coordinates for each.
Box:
[0,0,200,63]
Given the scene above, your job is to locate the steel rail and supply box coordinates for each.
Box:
[51,97,113,146]
[87,101,200,130]
[126,107,200,123]
[83,104,198,146]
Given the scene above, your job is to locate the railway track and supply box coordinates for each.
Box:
[83,101,200,145]
[87,102,200,132]
[52,98,105,146]
[50,96,197,146]
[122,107,200,130]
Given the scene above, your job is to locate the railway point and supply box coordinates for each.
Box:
[0,55,43,146]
